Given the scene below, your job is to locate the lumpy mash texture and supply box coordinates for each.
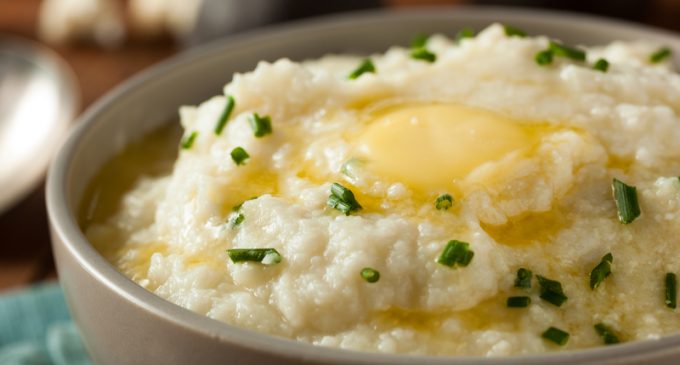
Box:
[86,24,680,356]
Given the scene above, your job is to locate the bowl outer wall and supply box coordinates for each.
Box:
[46,7,680,365]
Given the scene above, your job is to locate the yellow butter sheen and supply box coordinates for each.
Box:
[356,104,542,191]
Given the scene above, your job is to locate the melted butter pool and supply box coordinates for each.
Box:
[356,103,549,192]
[79,124,181,229]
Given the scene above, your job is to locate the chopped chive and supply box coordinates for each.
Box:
[549,41,586,61]
[650,47,672,63]
[435,194,453,210]
[594,323,621,345]
[327,183,362,215]
[514,268,533,289]
[360,267,380,283]
[503,25,527,38]
[411,33,429,49]
[348,59,376,80]
[230,213,245,228]
[230,147,250,165]
[227,248,282,265]
[535,50,553,65]
[411,48,437,63]
[180,131,198,149]
[214,95,235,135]
[542,326,570,346]
[590,253,614,290]
[455,27,475,42]
[537,275,568,307]
[612,178,640,224]
[330,183,361,209]
[593,58,609,72]
[666,272,677,309]
[507,296,531,308]
[437,240,474,268]
[249,113,272,137]
[327,195,352,215]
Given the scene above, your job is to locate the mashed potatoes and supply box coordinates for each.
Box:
[84,24,680,356]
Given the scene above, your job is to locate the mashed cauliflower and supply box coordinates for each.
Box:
[85,24,680,356]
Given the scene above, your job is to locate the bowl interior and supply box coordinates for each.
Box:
[50,7,680,365]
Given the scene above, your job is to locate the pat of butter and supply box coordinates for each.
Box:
[356,104,540,191]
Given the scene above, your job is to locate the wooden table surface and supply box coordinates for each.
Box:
[0,0,679,291]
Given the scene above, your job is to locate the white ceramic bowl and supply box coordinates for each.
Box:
[47,7,680,365]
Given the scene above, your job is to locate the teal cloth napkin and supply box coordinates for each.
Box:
[0,282,91,365]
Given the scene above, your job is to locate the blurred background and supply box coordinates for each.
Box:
[0,0,678,363]
[1,0,680,293]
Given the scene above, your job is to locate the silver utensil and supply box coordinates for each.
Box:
[0,36,78,215]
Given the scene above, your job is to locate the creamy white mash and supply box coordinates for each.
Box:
[85,24,680,356]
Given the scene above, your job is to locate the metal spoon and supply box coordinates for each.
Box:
[0,36,79,215]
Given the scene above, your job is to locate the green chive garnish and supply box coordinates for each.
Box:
[327,195,352,215]
[360,267,380,283]
[549,41,586,61]
[542,326,569,346]
[180,131,198,149]
[593,58,609,72]
[411,48,436,63]
[348,59,376,80]
[666,272,677,309]
[214,95,235,135]
[507,296,531,308]
[227,248,282,265]
[650,47,672,63]
[437,240,474,268]
[612,178,640,224]
[455,28,475,42]
[535,50,554,65]
[230,213,245,228]
[230,147,249,166]
[249,113,272,137]
[327,183,362,215]
[411,33,429,49]
[435,194,453,210]
[590,253,613,290]
[504,25,527,38]
[537,275,568,307]
[515,268,533,289]
[594,323,621,345]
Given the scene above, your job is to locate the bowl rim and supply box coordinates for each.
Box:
[47,6,680,364]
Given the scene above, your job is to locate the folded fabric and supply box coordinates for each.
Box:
[0,282,91,365]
